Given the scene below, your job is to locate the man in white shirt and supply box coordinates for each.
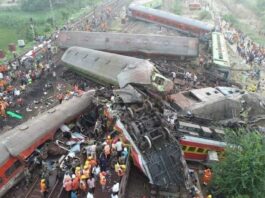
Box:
[114,139,123,157]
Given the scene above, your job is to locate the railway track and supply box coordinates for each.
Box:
[24,177,62,198]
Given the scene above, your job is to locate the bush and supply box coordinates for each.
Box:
[199,10,211,20]
[223,14,239,25]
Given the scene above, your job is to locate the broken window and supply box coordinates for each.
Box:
[154,76,165,86]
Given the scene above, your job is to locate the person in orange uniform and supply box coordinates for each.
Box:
[71,174,79,192]
[87,156,97,168]
[75,167,81,179]
[0,100,8,118]
[202,168,212,186]
[99,171,107,191]
[40,179,48,197]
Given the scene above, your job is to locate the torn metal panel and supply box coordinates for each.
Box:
[113,85,143,103]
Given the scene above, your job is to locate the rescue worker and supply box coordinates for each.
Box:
[0,100,8,118]
[99,171,107,191]
[75,167,81,179]
[79,175,87,192]
[40,179,48,197]
[202,168,212,186]
[92,164,100,182]
[83,165,90,179]
[87,156,97,168]
[71,174,79,192]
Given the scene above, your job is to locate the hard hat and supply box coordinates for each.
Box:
[76,167,80,171]
[107,135,111,139]
[81,175,86,180]
[84,165,88,169]
[72,174,76,179]
[88,156,93,160]
[207,195,212,198]
[121,165,126,169]
[41,179,45,183]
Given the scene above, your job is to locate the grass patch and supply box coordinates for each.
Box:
[0,28,18,50]
[0,0,101,52]
[173,0,183,14]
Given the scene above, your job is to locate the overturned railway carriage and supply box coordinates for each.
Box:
[128,3,214,37]
[0,91,95,197]
[105,106,193,192]
[61,47,173,92]
[57,31,199,58]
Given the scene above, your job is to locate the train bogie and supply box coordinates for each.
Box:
[0,91,95,196]
[128,4,214,37]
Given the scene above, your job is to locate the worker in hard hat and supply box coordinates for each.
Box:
[40,179,48,197]
[207,194,212,198]
[83,165,90,179]
[75,167,81,179]
[87,155,97,168]
[202,168,212,186]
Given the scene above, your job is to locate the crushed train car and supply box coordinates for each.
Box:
[128,3,214,38]
[104,103,193,193]
[61,47,174,93]
[56,31,199,58]
[0,91,95,197]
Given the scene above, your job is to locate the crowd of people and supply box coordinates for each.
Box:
[0,47,54,118]
[39,108,129,198]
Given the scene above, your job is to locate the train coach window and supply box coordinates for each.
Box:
[197,148,205,153]
[5,161,22,178]
[182,145,187,151]
[188,147,196,152]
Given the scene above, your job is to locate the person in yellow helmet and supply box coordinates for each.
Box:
[83,165,90,179]
[40,179,48,197]
[207,194,212,198]
[75,167,81,179]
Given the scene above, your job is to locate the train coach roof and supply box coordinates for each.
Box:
[0,144,10,166]
[129,4,214,32]
[1,90,95,159]
[57,31,199,57]
[61,47,155,88]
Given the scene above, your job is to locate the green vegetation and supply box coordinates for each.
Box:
[198,10,211,21]
[0,0,101,58]
[212,130,265,198]
[223,0,265,45]
[173,0,183,15]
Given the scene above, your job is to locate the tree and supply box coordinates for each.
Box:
[212,129,265,198]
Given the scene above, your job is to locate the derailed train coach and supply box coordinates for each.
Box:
[128,3,214,39]
[61,47,174,93]
[56,31,199,59]
[0,91,95,197]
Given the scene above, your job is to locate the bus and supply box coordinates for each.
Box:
[210,32,231,80]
